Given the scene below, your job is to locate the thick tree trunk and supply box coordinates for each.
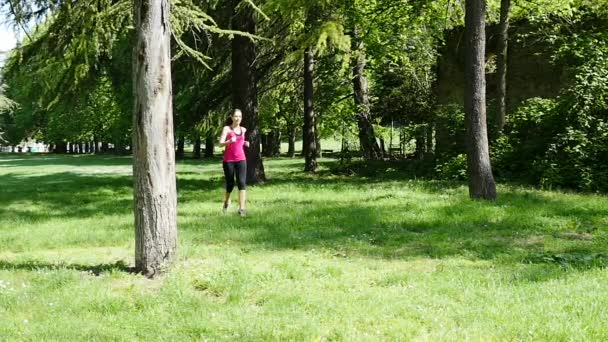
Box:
[262,130,281,157]
[465,0,497,200]
[55,141,67,154]
[176,135,185,159]
[101,142,109,153]
[232,0,266,184]
[193,135,201,159]
[132,0,178,277]
[496,0,510,135]
[351,28,382,161]
[204,135,214,158]
[303,45,317,172]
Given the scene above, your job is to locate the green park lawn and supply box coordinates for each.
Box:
[0,153,607,340]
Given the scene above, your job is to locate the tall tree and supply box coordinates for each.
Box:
[496,0,511,134]
[464,0,497,200]
[303,8,318,172]
[351,26,382,160]
[232,0,266,184]
[132,0,178,276]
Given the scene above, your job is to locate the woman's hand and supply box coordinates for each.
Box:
[244,141,250,148]
[230,136,237,143]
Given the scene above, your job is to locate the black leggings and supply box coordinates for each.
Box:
[223,160,247,193]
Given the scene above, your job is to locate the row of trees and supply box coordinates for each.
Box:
[2,0,606,275]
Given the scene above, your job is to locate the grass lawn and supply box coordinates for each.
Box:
[1,153,607,340]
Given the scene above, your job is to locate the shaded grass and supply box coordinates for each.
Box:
[0,153,607,340]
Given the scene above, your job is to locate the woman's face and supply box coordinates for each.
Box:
[232,111,242,125]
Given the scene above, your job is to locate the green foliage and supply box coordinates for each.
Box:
[492,12,608,192]
[0,84,17,112]
[434,104,466,159]
[435,153,468,180]
[492,97,560,182]
[0,83,18,143]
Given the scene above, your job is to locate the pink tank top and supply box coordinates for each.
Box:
[223,127,246,162]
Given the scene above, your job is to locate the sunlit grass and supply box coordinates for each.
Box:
[1,153,607,340]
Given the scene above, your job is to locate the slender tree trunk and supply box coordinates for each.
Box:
[176,135,185,159]
[288,126,296,157]
[303,45,317,171]
[273,130,281,156]
[204,135,214,158]
[193,135,201,159]
[496,0,510,134]
[315,127,321,158]
[415,128,426,160]
[351,28,382,160]
[426,123,434,155]
[132,0,178,277]
[261,133,271,157]
[232,0,266,184]
[465,0,497,200]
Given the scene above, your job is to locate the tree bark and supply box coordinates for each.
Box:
[496,0,510,135]
[287,125,296,157]
[204,134,214,158]
[465,0,497,200]
[351,28,382,161]
[303,44,317,172]
[193,135,201,159]
[425,123,434,156]
[262,130,281,157]
[415,129,425,160]
[132,0,178,277]
[232,0,266,184]
[176,135,185,159]
[55,141,67,154]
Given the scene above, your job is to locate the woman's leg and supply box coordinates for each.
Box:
[235,160,247,212]
[238,190,247,210]
[223,162,236,209]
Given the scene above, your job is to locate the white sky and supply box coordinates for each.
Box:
[0,28,17,52]
[0,22,18,65]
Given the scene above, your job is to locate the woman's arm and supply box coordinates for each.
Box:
[219,126,236,147]
[243,128,250,148]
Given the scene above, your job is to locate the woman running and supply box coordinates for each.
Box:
[219,109,249,216]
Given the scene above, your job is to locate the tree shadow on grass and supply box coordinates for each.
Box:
[0,259,135,276]
[238,200,606,259]
[1,157,606,276]
[0,171,225,224]
[0,154,133,168]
